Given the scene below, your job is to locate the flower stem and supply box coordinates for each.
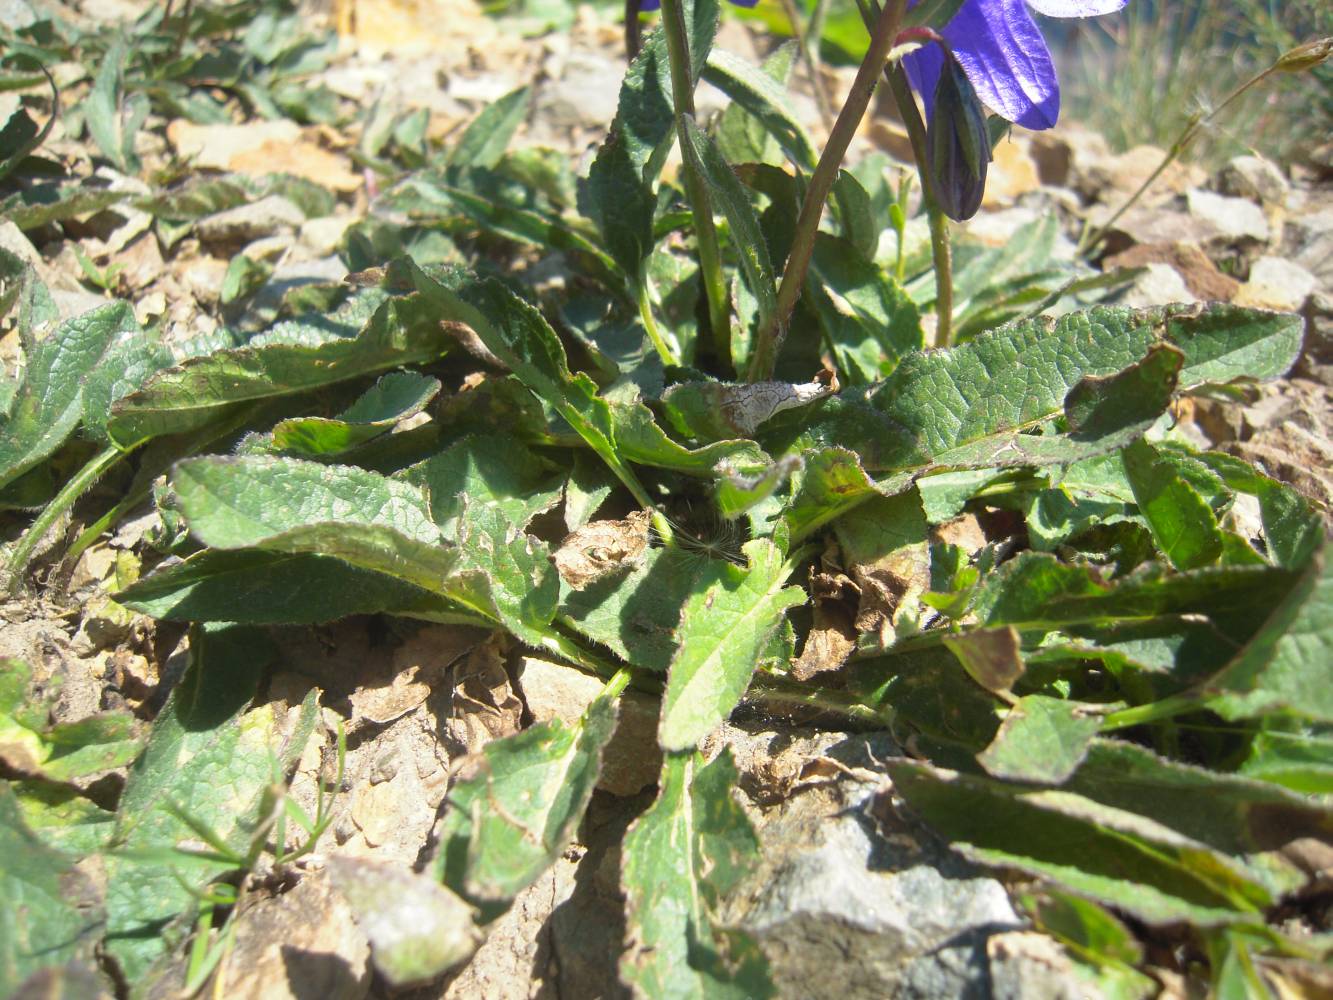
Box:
[1099,692,1202,732]
[6,444,127,593]
[747,0,909,382]
[1079,49,1310,255]
[637,278,679,367]
[883,62,953,347]
[658,0,731,372]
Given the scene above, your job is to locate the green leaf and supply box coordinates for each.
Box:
[976,695,1103,784]
[659,538,805,751]
[0,302,140,490]
[1063,740,1333,896]
[104,624,289,980]
[445,86,531,171]
[452,501,560,646]
[0,784,102,998]
[1195,451,1322,570]
[561,546,729,672]
[702,47,816,172]
[1239,725,1333,794]
[973,551,1299,645]
[435,691,619,909]
[106,290,452,447]
[808,234,922,384]
[271,371,441,457]
[889,759,1273,927]
[778,447,883,543]
[116,549,455,624]
[0,245,56,341]
[1206,548,1333,723]
[792,304,1301,477]
[330,858,478,987]
[714,43,796,167]
[0,660,142,781]
[1121,437,1223,570]
[404,432,561,533]
[11,780,115,858]
[82,36,147,174]
[943,625,1025,697]
[219,253,273,306]
[401,261,648,504]
[620,750,774,999]
[169,455,467,596]
[679,114,777,326]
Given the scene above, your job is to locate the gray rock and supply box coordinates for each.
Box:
[1218,154,1289,208]
[1282,206,1333,286]
[1185,188,1270,244]
[196,195,306,248]
[1118,262,1198,309]
[0,0,36,29]
[1234,256,1317,312]
[727,737,1025,1000]
[535,51,623,131]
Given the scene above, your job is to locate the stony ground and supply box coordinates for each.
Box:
[1,0,1330,997]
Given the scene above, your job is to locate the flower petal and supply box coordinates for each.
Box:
[916,0,1062,130]
[1025,0,1126,17]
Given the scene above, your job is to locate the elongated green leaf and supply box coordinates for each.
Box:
[83,36,146,174]
[702,48,816,171]
[435,692,619,909]
[0,660,142,782]
[445,86,530,170]
[1239,725,1333,794]
[169,455,466,595]
[104,625,287,980]
[12,780,115,859]
[680,114,777,325]
[107,291,452,447]
[789,304,1301,476]
[401,260,647,501]
[1122,438,1223,570]
[889,759,1273,927]
[0,784,102,998]
[974,552,1299,645]
[1195,451,1322,570]
[561,546,729,672]
[0,302,140,490]
[809,234,922,384]
[620,750,773,999]
[977,696,1103,784]
[271,371,441,457]
[172,455,438,548]
[451,501,560,646]
[1206,548,1332,723]
[714,43,796,167]
[659,539,805,751]
[1064,741,1332,896]
[116,549,457,624]
[404,433,561,533]
[610,395,770,476]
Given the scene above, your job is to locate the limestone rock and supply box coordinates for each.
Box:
[1118,262,1198,309]
[1218,154,1289,208]
[1185,188,1270,244]
[1234,256,1317,312]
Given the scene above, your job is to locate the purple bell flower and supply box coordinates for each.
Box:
[904,0,1128,131]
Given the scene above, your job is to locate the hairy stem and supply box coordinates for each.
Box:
[658,0,732,372]
[747,0,909,382]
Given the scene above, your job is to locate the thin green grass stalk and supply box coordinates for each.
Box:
[658,0,732,371]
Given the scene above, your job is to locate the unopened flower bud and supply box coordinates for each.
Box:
[926,52,990,221]
[1275,37,1332,73]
